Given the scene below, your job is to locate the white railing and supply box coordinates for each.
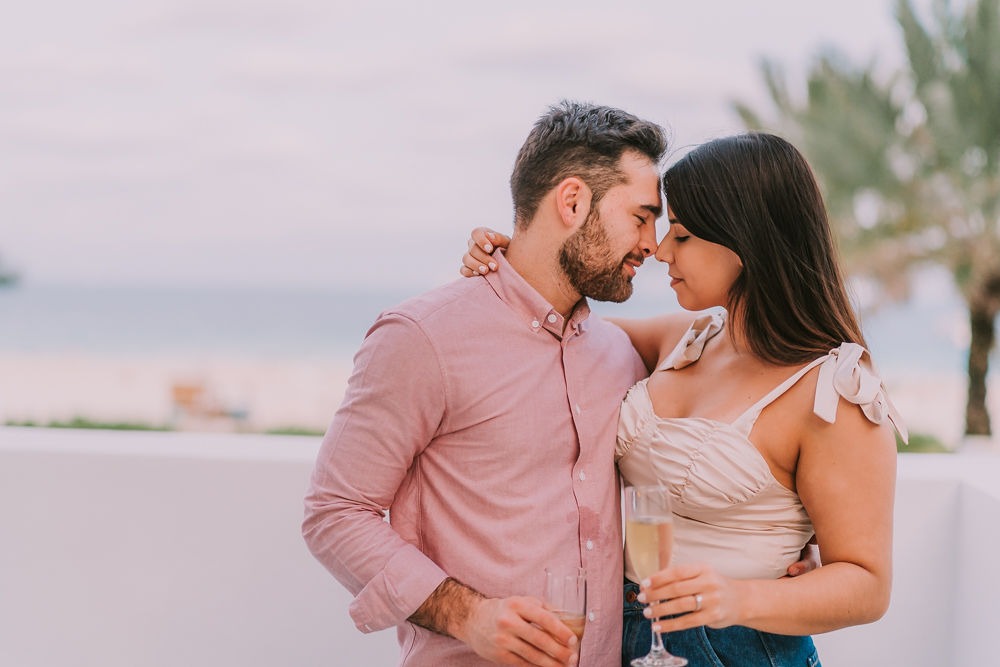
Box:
[813,449,1000,666]
[2,427,997,667]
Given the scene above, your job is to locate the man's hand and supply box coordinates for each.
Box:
[457,596,578,667]
[409,578,578,666]
[786,540,821,577]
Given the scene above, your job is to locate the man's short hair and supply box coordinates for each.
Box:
[510,100,668,227]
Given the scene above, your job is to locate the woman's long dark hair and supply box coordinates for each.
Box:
[663,133,867,365]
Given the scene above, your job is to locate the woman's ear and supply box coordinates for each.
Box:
[554,177,592,230]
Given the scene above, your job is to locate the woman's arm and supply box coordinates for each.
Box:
[742,403,896,634]
[605,315,690,375]
[459,226,695,374]
[640,396,897,635]
[762,399,898,630]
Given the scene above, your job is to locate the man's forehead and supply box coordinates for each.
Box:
[618,150,660,175]
[620,156,663,213]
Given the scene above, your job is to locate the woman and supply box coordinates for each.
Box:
[462,133,905,667]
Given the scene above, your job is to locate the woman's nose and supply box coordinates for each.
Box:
[654,238,671,263]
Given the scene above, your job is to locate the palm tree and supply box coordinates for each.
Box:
[735,0,1000,436]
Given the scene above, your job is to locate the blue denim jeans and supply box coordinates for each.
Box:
[623,579,821,667]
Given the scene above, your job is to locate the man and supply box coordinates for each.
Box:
[303,100,667,666]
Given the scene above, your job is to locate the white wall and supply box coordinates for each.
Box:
[955,483,1000,666]
[0,428,398,667]
[2,429,998,667]
[813,452,1000,667]
[813,478,961,666]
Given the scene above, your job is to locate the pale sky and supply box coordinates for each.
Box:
[2,0,909,291]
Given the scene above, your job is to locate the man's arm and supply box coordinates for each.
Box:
[409,577,485,634]
[303,313,578,665]
[303,313,451,630]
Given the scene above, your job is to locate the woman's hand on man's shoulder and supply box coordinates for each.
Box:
[460,227,510,277]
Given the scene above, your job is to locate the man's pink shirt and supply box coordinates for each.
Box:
[303,252,647,665]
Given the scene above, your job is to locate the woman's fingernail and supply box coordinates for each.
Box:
[478,265,488,274]
[642,607,652,618]
[637,592,647,603]
[641,579,651,588]
[484,243,493,253]
[488,262,497,271]
[487,231,496,240]
[652,624,662,633]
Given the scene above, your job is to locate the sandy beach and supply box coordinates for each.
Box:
[0,351,991,447]
[880,371,976,446]
[0,353,354,434]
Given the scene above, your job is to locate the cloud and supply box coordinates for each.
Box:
[0,0,904,289]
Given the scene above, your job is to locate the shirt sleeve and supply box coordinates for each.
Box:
[302,311,450,632]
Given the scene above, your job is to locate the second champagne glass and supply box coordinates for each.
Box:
[543,566,587,644]
[624,485,686,667]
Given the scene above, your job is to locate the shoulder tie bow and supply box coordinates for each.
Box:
[813,342,908,443]
[661,309,727,371]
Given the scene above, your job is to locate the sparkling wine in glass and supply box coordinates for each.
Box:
[543,566,587,644]
[625,485,686,667]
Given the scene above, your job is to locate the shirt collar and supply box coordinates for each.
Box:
[483,250,592,339]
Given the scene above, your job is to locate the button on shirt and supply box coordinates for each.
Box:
[303,251,647,666]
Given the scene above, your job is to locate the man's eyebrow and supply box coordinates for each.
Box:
[642,204,663,218]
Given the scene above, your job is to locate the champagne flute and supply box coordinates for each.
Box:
[543,566,587,645]
[625,485,686,667]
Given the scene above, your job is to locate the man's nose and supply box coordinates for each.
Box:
[639,224,657,256]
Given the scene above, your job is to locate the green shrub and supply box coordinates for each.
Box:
[898,432,950,453]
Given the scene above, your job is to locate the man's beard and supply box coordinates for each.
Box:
[559,209,641,303]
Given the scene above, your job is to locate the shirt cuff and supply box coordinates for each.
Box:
[349,544,450,633]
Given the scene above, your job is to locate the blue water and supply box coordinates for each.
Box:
[0,279,972,374]
[0,283,403,361]
[592,276,970,375]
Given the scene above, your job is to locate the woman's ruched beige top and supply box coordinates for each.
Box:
[617,308,906,582]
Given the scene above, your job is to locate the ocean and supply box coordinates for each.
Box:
[0,278,971,374]
[0,283,400,361]
[0,277,980,439]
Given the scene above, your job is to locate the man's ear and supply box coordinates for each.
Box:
[554,177,592,230]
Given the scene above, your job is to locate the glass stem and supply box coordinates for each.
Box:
[648,612,666,655]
